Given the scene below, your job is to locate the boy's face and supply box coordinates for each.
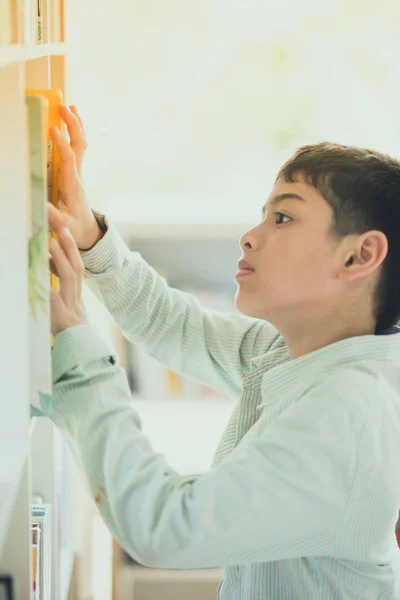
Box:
[235,177,345,325]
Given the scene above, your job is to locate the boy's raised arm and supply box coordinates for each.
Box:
[81,215,282,398]
[48,108,283,399]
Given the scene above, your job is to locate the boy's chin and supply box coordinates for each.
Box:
[235,292,264,319]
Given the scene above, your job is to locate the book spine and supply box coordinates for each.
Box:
[0,0,13,46]
[36,0,43,43]
[32,524,41,600]
[23,0,34,44]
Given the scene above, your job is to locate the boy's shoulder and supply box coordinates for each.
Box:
[300,358,400,419]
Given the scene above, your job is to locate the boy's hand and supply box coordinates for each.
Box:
[49,222,88,336]
[50,106,103,251]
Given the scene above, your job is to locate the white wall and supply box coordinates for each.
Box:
[65,0,400,225]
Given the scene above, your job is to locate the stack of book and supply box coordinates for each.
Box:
[36,0,63,44]
[0,0,63,46]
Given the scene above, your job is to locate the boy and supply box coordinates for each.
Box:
[46,106,400,599]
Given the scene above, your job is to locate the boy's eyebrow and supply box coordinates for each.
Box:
[261,193,306,218]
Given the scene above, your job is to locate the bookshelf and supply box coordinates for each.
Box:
[0,1,93,600]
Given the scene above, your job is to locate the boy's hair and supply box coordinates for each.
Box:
[276,142,400,333]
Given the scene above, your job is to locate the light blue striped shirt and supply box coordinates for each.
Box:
[46,220,400,599]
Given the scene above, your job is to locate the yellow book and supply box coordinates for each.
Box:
[165,369,181,397]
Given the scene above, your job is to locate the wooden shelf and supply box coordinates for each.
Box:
[124,563,223,583]
[0,43,66,67]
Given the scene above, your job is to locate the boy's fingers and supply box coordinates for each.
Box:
[59,105,86,156]
[58,228,84,291]
[70,105,86,138]
[49,236,78,305]
[49,258,59,279]
[47,202,68,233]
[50,126,77,179]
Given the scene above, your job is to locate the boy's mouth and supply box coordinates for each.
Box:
[236,259,255,279]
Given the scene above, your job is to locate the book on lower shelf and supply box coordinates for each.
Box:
[31,503,52,600]
[31,523,40,599]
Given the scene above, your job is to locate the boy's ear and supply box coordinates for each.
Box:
[340,230,388,283]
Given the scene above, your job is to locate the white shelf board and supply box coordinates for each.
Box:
[0,43,66,67]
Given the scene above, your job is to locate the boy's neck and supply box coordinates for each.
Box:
[276,308,376,360]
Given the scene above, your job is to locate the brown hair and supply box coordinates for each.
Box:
[276,142,400,333]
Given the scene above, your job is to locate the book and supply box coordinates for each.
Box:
[0,0,13,46]
[59,0,64,41]
[25,89,63,212]
[25,95,52,410]
[31,504,52,600]
[49,0,61,42]
[32,523,41,599]
[36,0,43,43]
[41,0,49,43]
[26,89,64,346]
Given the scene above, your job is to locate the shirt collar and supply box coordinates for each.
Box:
[251,331,400,409]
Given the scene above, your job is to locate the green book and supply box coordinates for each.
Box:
[26,95,52,410]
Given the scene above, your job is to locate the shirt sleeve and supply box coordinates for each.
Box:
[79,215,282,399]
[48,324,357,569]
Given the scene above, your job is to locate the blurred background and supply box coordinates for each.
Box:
[67,0,400,224]
[64,2,400,598]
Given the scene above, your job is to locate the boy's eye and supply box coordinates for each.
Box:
[274,212,291,225]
